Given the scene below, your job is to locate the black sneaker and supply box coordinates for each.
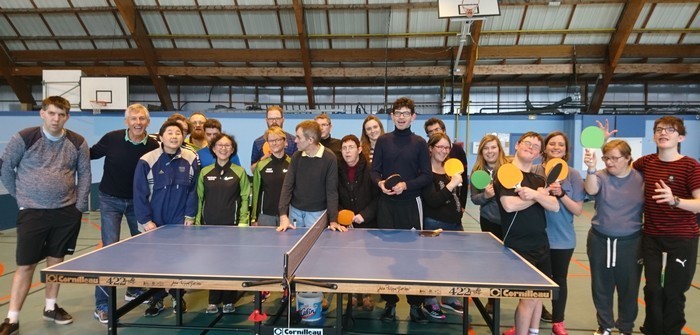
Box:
[540,305,553,323]
[422,303,446,320]
[144,300,164,317]
[43,304,73,325]
[380,304,396,323]
[409,305,429,324]
[172,297,187,314]
[0,318,19,335]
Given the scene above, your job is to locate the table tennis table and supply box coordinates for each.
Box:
[42,212,557,335]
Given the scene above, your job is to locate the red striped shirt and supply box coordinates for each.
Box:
[633,154,700,238]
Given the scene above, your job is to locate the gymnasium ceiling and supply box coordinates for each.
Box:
[0,0,698,112]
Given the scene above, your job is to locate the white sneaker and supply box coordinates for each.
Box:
[594,327,612,335]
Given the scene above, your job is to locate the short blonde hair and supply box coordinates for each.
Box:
[264,126,286,141]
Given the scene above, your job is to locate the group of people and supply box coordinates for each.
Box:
[0,96,697,335]
[469,117,699,335]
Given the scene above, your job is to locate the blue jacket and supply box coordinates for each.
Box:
[134,146,199,227]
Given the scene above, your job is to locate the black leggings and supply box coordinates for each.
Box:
[550,248,574,323]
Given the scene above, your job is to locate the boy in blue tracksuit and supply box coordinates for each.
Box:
[133,120,199,316]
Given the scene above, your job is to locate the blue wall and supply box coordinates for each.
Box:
[1,111,698,230]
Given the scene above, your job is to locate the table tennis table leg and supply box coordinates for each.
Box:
[492,299,501,334]
[174,289,183,326]
[108,286,117,335]
[462,297,469,335]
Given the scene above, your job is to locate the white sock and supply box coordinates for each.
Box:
[529,329,539,335]
[7,311,19,323]
[45,298,57,311]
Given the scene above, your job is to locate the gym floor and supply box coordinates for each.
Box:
[1,201,698,335]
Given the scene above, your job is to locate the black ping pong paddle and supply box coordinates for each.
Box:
[546,163,563,187]
[384,174,402,190]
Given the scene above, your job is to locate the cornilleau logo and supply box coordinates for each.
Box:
[273,328,323,335]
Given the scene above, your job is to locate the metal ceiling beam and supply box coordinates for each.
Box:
[292,0,315,108]
[587,0,646,114]
[0,45,35,106]
[461,20,483,115]
[114,0,174,111]
[10,45,697,63]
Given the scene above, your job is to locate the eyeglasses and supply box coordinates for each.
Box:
[215,144,232,149]
[392,111,412,118]
[654,126,677,134]
[433,145,451,151]
[267,138,285,144]
[267,117,282,122]
[520,140,541,151]
[601,156,623,163]
[341,146,357,152]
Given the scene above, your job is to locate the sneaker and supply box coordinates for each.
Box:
[222,303,236,314]
[440,300,464,314]
[422,303,446,320]
[144,300,164,317]
[261,291,270,302]
[94,309,108,324]
[552,322,569,335]
[380,304,396,323]
[206,304,219,314]
[593,328,612,335]
[0,318,19,335]
[172,297,187,314]
[43,304,73,325]
[124,288,144,302]
[502,327,516,335]
[541,306,553,323]
[409,305,429,324]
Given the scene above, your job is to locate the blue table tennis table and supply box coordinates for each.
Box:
[42,215,557,335]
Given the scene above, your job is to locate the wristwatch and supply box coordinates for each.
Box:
[587,169,596,175]
[672,196,681,207]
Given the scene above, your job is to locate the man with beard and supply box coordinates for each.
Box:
[185,112,207,150]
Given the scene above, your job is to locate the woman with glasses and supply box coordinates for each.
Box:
[360,115,385,164]
[251,127,291,227]
[196,133,250,314]
[420,133,464,320]
[538,131,586,335]
[583,139,644,335]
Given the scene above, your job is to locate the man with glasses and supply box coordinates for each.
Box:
[314,113,342,159]
[250,106,297,171]
[625,116,700,335]
[370,97,433,324]
[493,132,560,335]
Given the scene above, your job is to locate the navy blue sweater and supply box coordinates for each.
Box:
[371,127,432,200]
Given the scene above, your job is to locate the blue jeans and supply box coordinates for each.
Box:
[95,191,141,310]
[423,217,464,232]
[289,206,326,228]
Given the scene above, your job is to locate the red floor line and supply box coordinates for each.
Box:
[0,281,43,303]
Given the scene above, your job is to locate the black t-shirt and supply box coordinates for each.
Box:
[493,167,548,250]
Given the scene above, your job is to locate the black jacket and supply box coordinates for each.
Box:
[338,154,380,228]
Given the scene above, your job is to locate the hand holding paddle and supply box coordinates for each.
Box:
[583,149,597,171]
[380,174,404,195]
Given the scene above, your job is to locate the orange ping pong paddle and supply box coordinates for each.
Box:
[337,209,355,226]
[544,158,569,185]
[262,142,271,156]
[497,163,524,189]
[444,158,464,187]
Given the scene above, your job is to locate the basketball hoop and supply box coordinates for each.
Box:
[459,0,480,18]
[90,100,107,115]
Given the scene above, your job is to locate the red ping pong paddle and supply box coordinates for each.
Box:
[384,174,402,190]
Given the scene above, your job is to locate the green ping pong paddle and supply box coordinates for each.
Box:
[471,170,492,190]
[581,126,605,149]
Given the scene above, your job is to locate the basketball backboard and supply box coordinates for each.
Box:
[438,0,500,20]
[80,77,129,111]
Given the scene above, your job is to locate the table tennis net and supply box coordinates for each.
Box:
[284,210,328,282]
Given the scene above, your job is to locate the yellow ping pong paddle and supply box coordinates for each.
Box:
[544,158,569,184]
[444,158,464,186]
[337,209,355,226]
[497,163,524,189]
[262,142,271,156]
